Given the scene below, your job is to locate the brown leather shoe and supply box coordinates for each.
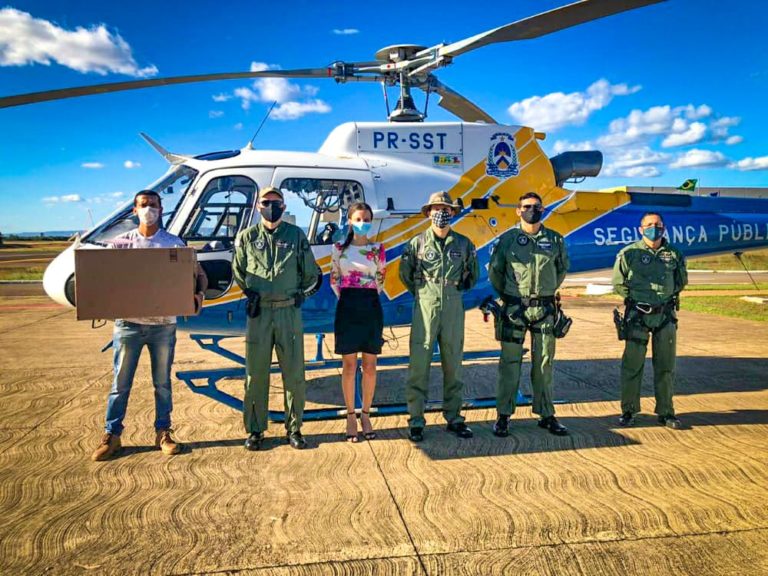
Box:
[155,429,181,455]
[91,433,122,461]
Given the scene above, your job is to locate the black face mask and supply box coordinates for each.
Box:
[259,202,284,223]
[521,209,543,224]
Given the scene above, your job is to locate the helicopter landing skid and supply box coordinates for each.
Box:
[176,333,553,422]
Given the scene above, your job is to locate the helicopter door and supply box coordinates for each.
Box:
[180,173,258,299]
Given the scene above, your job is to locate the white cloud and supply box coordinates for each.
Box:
[597,103,737,149]
[602,146,670,177]
[624,166,661,178]
[228,61,331,119]
[123,160,141,169]
[710,116,741,140]
[730,156,768,171]
[551,139,594,154]
[725,135,744,145]
[42,194,83,203]
[271,99,331,120]
[81,162,104,169]
[209,110,224,118]
[0,8,157,77]
[669,149,728,169]
[661,121,706,148]
[598,105,675,148]
[233,122,244,130]
[681,104,712,120]
[212,93,231,102]
[507,79,641,132]
[333,28,359,35]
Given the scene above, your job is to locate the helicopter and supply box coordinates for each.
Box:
[4,0,768,417]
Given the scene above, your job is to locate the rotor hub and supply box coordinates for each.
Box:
[374,44,427,64]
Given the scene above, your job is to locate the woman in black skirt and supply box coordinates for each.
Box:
[330,202,386,442]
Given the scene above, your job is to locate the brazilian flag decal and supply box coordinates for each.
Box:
[677,179,698,192]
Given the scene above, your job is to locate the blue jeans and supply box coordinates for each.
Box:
[104,320,177,435]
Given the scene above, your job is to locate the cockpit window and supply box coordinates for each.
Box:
[83,165,198,245]
[279,178,364,245]
[182,175,257,252]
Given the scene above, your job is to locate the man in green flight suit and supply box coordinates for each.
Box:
[233,186,320,450]
[399,191,479,442]
[488,192,570,437]
[612,211,688,429]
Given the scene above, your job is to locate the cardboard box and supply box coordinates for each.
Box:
[74,247,197,320]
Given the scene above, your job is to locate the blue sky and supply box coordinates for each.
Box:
[1,0,766,233]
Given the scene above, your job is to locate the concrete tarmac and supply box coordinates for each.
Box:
[1,297,767,575]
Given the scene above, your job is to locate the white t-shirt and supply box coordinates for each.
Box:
[109,228,186,325]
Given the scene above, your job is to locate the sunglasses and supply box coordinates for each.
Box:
[259,200,283,208]
[520,204,543,212]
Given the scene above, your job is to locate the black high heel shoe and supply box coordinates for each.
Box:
[345,412,359,443]
[361,410,376,440]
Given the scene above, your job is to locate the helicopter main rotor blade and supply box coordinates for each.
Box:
[429,79,496,124]
[0,68,334,109]
[437,0,664,59]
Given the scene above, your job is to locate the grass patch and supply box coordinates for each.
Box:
[0,241,71,253]
[0,267,45,281]
[681,296,768,322]
[688,248,768,271]
[681,283,768,291]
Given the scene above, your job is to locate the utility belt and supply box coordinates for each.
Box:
[613,296,678,341]
[500,295,556,308]
[423,275,460,286]
[482,293,571,343]
[261,298,296,308]
[244,291,301,318]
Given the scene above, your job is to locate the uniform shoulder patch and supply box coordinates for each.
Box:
[517,235,530,246]
[640,254,652,265]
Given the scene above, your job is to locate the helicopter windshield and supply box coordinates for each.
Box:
[83,165,198,244]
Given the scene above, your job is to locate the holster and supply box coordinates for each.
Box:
[244,290,261,318]
[613,307,627,341]
[552,293,572,339]
[495,304,526,344]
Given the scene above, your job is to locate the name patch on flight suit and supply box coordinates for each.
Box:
[538,238,552,251]
[659,252,673,263]
[449,249,463,260]
[276,240,291,250]
[640,254,652,265]
[517,235,530,246]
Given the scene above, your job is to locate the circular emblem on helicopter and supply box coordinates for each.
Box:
[425,249,438,262]
[640,254,652,265]
[255,239,265,250]
[489,217,498,227]
[517,235,530,246]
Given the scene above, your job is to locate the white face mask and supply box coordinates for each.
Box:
[137,206,160,226]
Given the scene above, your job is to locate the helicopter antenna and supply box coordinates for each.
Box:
[381,82,391,117]
[245,101,278,150]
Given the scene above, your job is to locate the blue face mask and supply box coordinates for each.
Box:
[642,225,664,241]
[351,221,372,236]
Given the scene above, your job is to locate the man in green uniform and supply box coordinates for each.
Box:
[612,212,687,429]
[399,191,479,442]
[488,192,570,437]
[233,186,320,450]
